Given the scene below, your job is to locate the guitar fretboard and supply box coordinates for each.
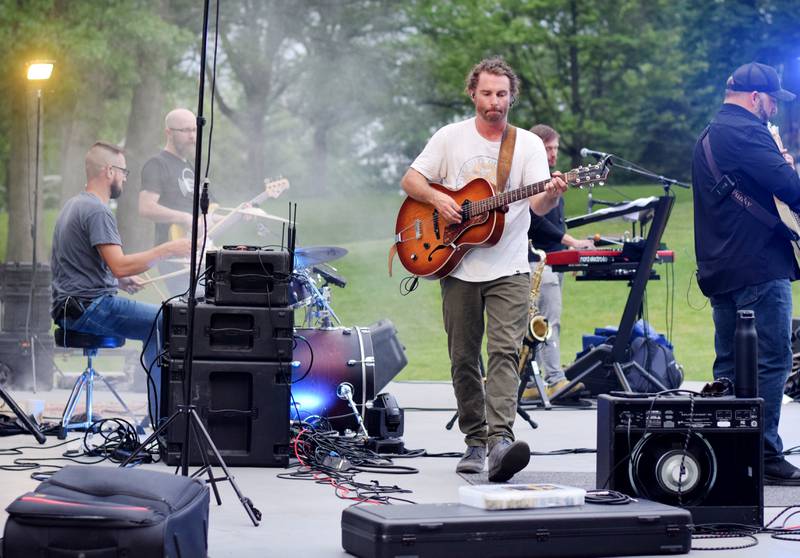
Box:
[466,170,581,218]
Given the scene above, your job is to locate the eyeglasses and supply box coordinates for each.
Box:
[111,165,129,178]
[169,127,197,134]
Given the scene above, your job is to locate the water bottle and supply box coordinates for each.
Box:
[734,310,758,398]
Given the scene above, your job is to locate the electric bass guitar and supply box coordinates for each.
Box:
[394,159,611,278]
[767,124,800,267]
[168,177,290,241]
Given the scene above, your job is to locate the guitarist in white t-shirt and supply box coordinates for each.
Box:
[401,57,567,482]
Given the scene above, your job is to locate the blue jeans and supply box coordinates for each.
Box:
[710,279,792,461]
[60,295,162,424]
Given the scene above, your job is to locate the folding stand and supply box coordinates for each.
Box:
[551,195,675,401]
[0,385,45,444]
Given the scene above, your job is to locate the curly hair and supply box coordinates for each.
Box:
[465,57,520,103]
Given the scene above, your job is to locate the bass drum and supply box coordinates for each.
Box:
[291,327,375,432]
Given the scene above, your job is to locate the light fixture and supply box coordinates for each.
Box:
[23,59,55,392]
[26,61,54,81]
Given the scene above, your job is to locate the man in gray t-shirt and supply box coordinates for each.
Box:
[50,192,121,315]
[51,141,190,423]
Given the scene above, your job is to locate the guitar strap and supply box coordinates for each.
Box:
[388,124,518,277]
[700,127,795,239]
[496,125,517,193]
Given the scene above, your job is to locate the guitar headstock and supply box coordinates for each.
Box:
[567,156,612,189]
[264,177,290,198]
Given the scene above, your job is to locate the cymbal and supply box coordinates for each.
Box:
[294,246,348,268]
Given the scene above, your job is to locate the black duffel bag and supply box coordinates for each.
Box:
[2,465,209,558]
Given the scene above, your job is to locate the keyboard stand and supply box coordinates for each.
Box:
[552,195,675,401]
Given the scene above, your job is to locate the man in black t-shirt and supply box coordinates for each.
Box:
[139,108,198,295]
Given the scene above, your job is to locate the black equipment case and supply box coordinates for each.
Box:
[2,465,209,558]
[341,499,691,558]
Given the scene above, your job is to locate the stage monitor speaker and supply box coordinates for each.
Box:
[597,394,763,526]
[164,301,293,361]
[161,358,291,467]
[206,248,291,307]
[368,319,407,393]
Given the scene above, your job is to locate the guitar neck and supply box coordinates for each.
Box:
[466,170,580,217]
[206,185,280,239]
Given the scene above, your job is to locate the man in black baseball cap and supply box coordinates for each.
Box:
[729,62,796,102]
[692,62,800,485]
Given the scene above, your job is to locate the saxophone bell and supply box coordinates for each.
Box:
[529,315,551,342]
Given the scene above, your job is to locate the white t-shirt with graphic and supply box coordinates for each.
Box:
[411,117,550,282]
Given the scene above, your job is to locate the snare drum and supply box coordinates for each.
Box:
[291,327,375,431]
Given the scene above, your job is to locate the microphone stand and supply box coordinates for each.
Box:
[602,156,690,191]
[120,0,260,526]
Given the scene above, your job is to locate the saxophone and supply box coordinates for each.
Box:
[518,243,551,375]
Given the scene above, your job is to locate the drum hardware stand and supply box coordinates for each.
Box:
[120,0,260,527]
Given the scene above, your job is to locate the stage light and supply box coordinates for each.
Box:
[23,59,55,392]
[26,61,54,81]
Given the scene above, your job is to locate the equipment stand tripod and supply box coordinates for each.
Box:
[120,404,260,525]
[120,0,259,526]
[0,384,46,444]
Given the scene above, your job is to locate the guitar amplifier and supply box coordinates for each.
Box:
[206,247,291,306]
[163,301,293,361]
[597,394,763,526]
[160,358,291,467]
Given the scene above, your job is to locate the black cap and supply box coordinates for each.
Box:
[729,62,796,102]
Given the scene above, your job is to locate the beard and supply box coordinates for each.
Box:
[754,97,771,123]
[110,179,123,200]
[177,140,196,160]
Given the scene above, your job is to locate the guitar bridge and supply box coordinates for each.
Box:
[433,210,440,239]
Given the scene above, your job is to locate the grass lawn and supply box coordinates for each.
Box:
[9,183,798,384]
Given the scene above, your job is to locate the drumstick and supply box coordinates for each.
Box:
[138,266,190,286]
[141,271,168,300]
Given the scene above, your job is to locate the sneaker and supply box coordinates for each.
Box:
[487,438,530,482]
[522,378,585,402]
[765,458,800,486]
[456,445,486,474]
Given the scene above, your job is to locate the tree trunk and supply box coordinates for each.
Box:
[312,125,329,196]
[6,83,44,263]
[55,83,106,202]
[117,55,166,253]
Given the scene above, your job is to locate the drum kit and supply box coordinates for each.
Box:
[290,246,349,328]
[288,246,377,431]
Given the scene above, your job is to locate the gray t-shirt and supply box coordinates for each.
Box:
[51,192,121,313]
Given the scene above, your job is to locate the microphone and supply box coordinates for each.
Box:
[580,147,609,159]
[336,382,354,400]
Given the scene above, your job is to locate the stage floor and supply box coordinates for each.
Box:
[0,380,798,558]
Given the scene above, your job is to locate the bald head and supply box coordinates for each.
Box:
[85,142,124,180]
[165,108,195,130]
[165,108,197,160]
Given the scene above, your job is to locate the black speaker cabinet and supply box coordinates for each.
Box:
[206,248,291,307]
[597,394,763,526]
[164,301,293,361]
[161,358,290,467]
